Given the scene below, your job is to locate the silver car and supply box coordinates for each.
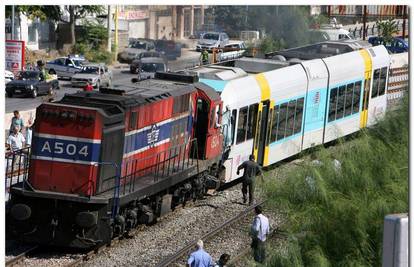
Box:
[71,64,112,88]
[196,32,230,52]
[45,56,86,79]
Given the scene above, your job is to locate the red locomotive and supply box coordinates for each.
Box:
[7,72,224,248]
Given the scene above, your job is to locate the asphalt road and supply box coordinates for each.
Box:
[5,51,200,114]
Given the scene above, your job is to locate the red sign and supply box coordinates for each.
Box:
[118,10,149,20]
[6,40,25,75]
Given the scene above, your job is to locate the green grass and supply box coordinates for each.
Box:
[262,97,408,267]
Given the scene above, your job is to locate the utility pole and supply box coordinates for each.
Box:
[363,5,367,40]
[114,5,119,61]
[11,5,15,39]
[107,5,111,52]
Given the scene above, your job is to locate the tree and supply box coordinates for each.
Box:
[65,6,105,45]
[6,5,104,45]
[213,6,248,37]
[376,19,399,43]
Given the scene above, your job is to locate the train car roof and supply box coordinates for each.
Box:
[59,77,195,109]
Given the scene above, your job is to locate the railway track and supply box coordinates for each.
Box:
[5,245,39,267]
[155,200,265,267]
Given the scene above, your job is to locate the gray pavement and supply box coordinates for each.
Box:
[5,49,200,114]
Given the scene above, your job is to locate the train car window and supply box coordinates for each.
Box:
[294,97,304,134]
[328,88,338,122]
[247,104,259,140]
[255,111,262,149]
[379,67,387,96]
[372,68,380,98]
[336,86,346,120]
[129,111,138,130]
[286,100,297,137]
[352,81,362,114]
[276,103,288,141]
[270,105,279,143]
[345,83,354,117]
[231,109,237,145]
[236,107,248,144]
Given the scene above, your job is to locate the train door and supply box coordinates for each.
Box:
[360,73,371,128]
[253,100,272,165]
[194,97,209,158]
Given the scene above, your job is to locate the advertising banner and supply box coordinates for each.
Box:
[5,40,25,75]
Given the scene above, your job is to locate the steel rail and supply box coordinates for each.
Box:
[5,245,39,267]
[155,200,266,267]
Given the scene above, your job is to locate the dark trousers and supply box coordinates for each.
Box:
[242,180,254,204]
[251,238,266,263]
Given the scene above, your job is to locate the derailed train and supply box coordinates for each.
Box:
[7,44,390,248]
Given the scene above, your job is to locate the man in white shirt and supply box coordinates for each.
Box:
[7,126,26,151]
[251,205,270,263]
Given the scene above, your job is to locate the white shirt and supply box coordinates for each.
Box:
[251,214,270,241]
[7,132,26,151]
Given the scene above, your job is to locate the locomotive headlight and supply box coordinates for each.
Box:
[61,111,69,119]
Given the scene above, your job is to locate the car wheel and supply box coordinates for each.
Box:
[31,89,38,98]
[7,92,12,98]
[49,69,56,75]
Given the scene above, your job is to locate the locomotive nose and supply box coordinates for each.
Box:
[10,203,32,221]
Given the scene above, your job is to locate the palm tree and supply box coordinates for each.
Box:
[376,19,399,43]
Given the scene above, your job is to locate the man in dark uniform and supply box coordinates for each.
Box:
[237,154,263,205]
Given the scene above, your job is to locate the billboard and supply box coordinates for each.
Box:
[5,40,25,75]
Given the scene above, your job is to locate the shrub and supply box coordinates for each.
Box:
[263,96,408,266]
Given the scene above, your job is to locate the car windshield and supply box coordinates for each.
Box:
[203,33,219,40]
[129,41,147,49]
[72,59,83,67]
[141,63,165,72]
[140,52,160,59]
[18,72,39,80]
[80,66,99,74]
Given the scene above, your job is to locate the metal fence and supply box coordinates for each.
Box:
[347,20,405,39]
[5,147,31,200]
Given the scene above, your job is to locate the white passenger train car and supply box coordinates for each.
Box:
[204,45,390,182]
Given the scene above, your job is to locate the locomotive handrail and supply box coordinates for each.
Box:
[5,146,31,200]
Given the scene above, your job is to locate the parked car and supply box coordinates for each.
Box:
[196,32,230,52]
[130,51,166,74]
[6,70,59,98]
[154,40,182,60]
[71,64,112,88]
[45,55,86,79]
[5,70,14,84]
[218,41,247,61]
[368,36,409,53]
[132,57,168,82]
[117,39,156,64]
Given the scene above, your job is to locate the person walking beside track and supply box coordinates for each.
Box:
[237,154,263,205]
[187,239,213,267]
[251,205,270,263]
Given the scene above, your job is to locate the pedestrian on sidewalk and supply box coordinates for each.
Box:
[236,154,263,205]
[200,48,209,65]
[251,205,270,263]
[9,110,24,134]
[7,126,26,152]
[187,239,213,267]
[25,118,33,147]
[83,81,94,92]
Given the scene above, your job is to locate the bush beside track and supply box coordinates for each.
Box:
[261,96,408,266]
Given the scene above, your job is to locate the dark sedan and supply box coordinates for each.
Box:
[6,71,59,98]
[130,51,166,74]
